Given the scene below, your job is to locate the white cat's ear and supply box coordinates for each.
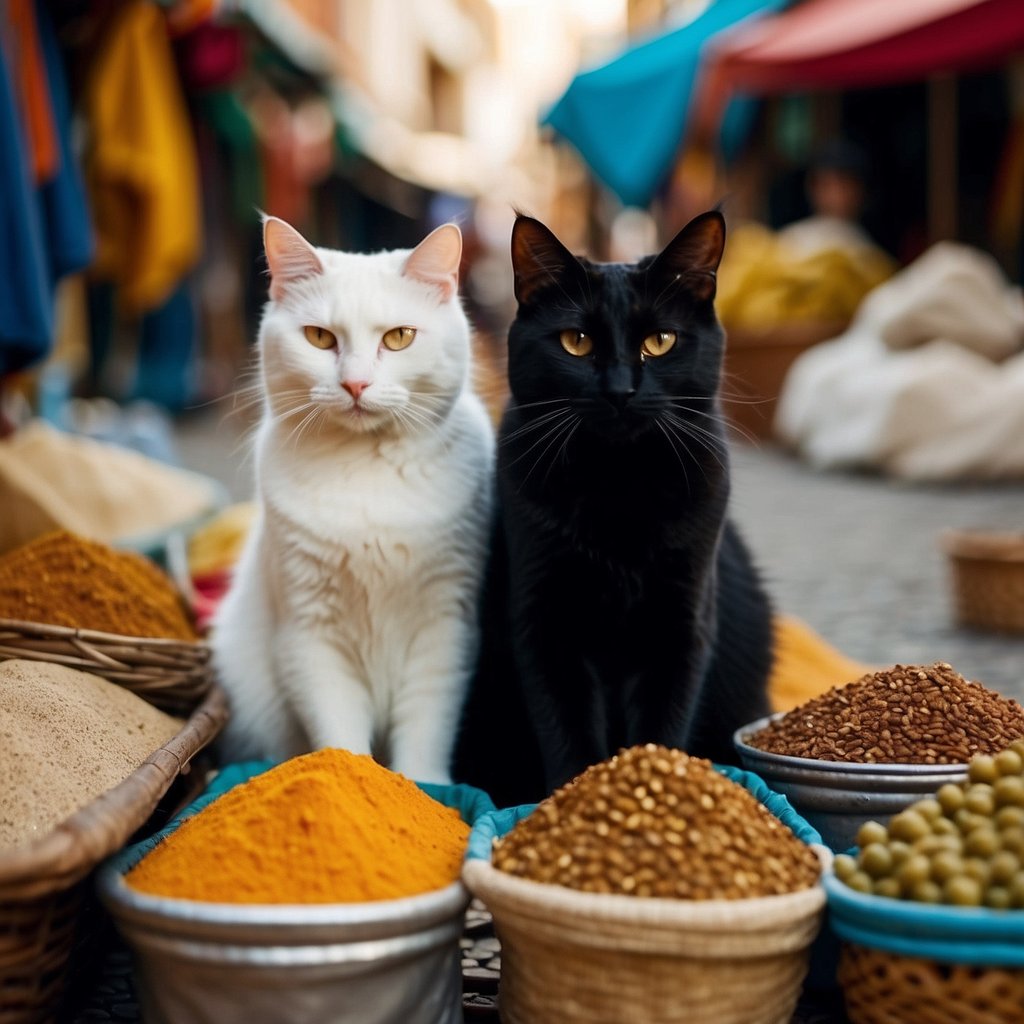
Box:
[403,224,462,301]
[264,216,324,301]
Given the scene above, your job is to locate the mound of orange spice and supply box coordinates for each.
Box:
[0,530,196,640]
[126,749,470,903]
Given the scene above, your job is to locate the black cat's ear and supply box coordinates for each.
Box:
[511,216,580,304]
[648,211,725,303]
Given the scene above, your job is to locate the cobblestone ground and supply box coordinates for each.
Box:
[176,412,1023,701]
[729,442,1024,701]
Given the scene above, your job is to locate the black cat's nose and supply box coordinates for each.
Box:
[604,365,636,412]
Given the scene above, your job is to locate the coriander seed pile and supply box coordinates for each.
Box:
[745,663,1024,764]
[835,740,1024,908]
[492,745,820,900]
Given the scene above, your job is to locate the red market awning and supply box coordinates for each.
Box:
[693,0,1024,135]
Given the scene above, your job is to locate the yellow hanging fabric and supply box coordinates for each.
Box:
[82,0,201,312]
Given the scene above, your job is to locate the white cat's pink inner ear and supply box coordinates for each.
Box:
[402,224,462,301]
[264,217,324,301]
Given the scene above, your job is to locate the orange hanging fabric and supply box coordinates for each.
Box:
[6,0,59,183]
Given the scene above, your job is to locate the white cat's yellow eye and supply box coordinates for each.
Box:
[382,326,417,351]
[641,331,677,358]
[304,326,337,350]
[560,330,593,357]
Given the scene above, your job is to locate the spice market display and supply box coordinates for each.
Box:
[125,749,471,904]
[834,741,1024,908]
[744,663,1024,764]
[0,659,182,851]
[492,744,821,899]
[0,530,197,640]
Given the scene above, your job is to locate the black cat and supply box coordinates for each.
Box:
[454,211,773,808]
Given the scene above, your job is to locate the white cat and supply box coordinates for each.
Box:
[212,217,495,782]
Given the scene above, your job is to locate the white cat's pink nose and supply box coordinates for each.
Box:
[342,380,370,401]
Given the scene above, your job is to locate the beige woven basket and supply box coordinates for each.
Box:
[942,530,1024,634]
[463,845,831,1024]
[839,943,1024,1024]
[0,619,213,714]
[0,681,228,1024]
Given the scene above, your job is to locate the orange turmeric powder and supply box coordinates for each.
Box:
[126,749,470,903]
[0,530,197,640]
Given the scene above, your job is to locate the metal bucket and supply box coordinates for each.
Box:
[733,716,968,852]
[97,864,469,1024]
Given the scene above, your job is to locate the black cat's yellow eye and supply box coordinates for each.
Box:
[382,326,417,351]
[641,331,677,358]
[560,330,593,357]
[303,325,337,350]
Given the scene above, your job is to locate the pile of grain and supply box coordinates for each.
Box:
[746,663,1024,764]
[493,744,820,900]
[0,660,182,852]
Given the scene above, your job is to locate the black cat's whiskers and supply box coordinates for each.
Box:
[661,412,727,476]
[504,409,575,472]
[653,418,692,493]
[520,413,581,489]
[663,399,760,447]
[542,417,581,485]
[500,406,573,445]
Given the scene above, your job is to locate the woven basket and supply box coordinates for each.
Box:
[839,943,1024,1024]
[942,531,1024,634]
[0,681,228,1024]
[0,619,213,714]
[463,845,830,1024]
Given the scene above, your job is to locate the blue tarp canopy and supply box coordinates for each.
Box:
[544,0,788,208]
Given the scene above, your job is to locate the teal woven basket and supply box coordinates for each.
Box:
[825,872,1024,1024]
[463,763,831,1024]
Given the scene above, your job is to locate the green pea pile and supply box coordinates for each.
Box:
[835,741,1024,909]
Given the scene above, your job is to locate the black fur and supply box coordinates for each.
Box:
[454,212,773,808]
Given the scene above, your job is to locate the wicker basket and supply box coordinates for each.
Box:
[0,677,228,1024]
[0,619,213,714]
[839,943,1024,1024]
[825,867,1024,1024]
[942,531,1024,634]
[463,846,830,1024]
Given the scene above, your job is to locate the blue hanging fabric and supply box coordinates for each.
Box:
[0,1,93,377]
[0,43,52,375]
[544,0,789,208]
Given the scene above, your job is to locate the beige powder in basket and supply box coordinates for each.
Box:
[0,660,183,852]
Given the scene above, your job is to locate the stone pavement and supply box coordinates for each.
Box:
[729,442,1023,701]
[176,409,1023,701]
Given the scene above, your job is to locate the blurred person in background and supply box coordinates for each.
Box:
[777,139,877,259]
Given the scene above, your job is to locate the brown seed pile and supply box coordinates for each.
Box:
[746,663,1024,764]
[492,745,820,900]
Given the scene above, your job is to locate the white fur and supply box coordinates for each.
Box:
[212,223,494,782]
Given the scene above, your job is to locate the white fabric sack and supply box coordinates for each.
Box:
[858,241,1024,361]
[776,330,1024,481]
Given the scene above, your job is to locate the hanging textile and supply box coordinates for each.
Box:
[83,0,202,313]
[0,0,93,376]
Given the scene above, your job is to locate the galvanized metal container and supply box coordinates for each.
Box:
[97,864,469,1024]
[733,716,968,852]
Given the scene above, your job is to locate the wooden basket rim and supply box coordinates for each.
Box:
[462,845,830,933]
[0,684,228,901]
[941,531,1024,563]
[0,618,210,656]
